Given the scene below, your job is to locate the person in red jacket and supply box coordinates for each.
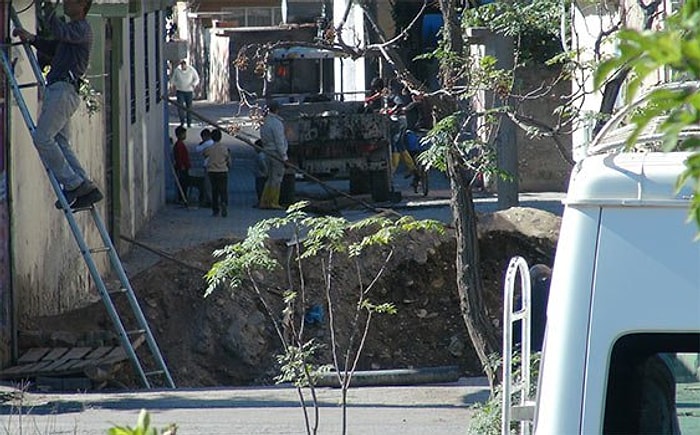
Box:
[172,125,191,204]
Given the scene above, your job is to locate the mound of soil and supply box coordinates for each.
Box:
[21,207,560,389]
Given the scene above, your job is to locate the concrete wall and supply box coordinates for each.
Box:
[10,35,110,321]
[516,65,573,192]
[10,7,167,323]
[209,28,230,103]
[120,14,166,240]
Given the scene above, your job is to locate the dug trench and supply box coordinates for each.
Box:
[19,207,560,389]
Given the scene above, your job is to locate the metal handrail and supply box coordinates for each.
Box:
[502,256,533,435]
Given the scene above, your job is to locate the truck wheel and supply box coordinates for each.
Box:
[370,169,390,202]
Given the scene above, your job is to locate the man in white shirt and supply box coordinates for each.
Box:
[258,101,289,209]
[170,59,200,127]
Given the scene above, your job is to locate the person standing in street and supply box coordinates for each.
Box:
[13,0,103,210]
[203,129,230,217]
[172,126,190,205]
[258,101,288,210]
[170,59,200,127]
[252,141,268,207]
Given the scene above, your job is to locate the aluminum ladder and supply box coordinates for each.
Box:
[502,256,534,435]
[1,6,175,389]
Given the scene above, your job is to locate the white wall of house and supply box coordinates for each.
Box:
[8,9,108,321]
[571,0,674,161]
[10,7,167,322]
[570,4,618,161]
[209,28,230,103]
[117,14,166,241]
[333,0,365,101]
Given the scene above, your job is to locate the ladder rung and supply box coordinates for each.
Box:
[89,246,112,254]
[70,204,96,212]
[108,287,127,295]
[145,370,165,377]
[126,329,146,336]
[17,82,40,89]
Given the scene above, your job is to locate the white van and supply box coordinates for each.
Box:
[504,93,700,434]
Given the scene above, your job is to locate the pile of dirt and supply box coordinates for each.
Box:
[21,207,560,389]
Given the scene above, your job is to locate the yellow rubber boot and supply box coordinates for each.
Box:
[401,150,417,172]
[269,187,282,209]
[259,185,273,209]
[391,152,401,176]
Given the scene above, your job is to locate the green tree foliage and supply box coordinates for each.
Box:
[203,201,444,434]
[594,0,700,225]
[108,409,177,435]
[461,0,566,64]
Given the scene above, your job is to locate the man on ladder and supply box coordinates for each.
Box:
[13,0,102,209]
[4,1,175,389]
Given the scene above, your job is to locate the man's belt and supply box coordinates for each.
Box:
[49,76,83,91]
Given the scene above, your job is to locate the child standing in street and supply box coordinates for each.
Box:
[192,128,213,207]
[203,129,230,217]
[172,126,190,204]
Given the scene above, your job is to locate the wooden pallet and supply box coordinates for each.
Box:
[0,336,145,380]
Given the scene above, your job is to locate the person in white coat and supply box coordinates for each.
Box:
[258,101,288,209]
[170,59,200,127]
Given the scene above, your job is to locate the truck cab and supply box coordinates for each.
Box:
[504,92,700,434]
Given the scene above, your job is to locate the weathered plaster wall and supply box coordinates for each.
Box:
[117,14,166,240]
[516,65,573,192]
[208,29,230,103]
[11,94,109,321]
[11,11,166,322]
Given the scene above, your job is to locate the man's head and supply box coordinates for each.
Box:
[267,100,280,114]
[175,126,187,140]
[63,0,92,19]
[211,129,222,142]
[179,59,188,70]
[200,128,212,140]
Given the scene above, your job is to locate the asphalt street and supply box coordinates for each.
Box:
[0,378,491,434]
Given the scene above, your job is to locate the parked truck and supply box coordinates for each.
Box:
[502,86,700,434]
[268,46,394,203]
[279,100,392,202]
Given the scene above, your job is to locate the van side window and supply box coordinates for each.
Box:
[603,333,700,434]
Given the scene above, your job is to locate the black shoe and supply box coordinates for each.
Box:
[212,210,219,217]
[221,206,227,217]
[54,181,97,209]
[411,174,421,189]
[73,188,104,209]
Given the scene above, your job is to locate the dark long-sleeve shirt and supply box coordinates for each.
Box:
[33,12,93,85]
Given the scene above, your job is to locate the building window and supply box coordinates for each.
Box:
[144,14,150,113]
[155,11,162,104]
[221,7,282,27]
[129,17,136,124]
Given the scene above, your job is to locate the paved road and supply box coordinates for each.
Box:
[0,101,565,433]
[127,100,565,276]
[1,379,490,434]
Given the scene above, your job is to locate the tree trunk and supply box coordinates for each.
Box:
[448,150,500,391]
